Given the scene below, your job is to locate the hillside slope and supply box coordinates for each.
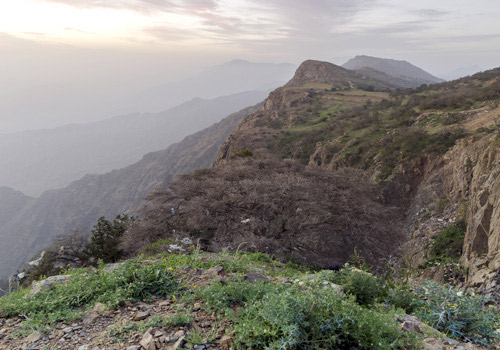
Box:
[343,55,444,86]
[0,103,262,279]
[0,187,33,227]
[0,91,267,197]
[213,60,500,290]
[146,61,500,290]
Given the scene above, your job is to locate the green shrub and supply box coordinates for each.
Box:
[234,287,419,350]
[385,286,421,314]
[143,238,174,255]
[0,259,177,326]
[86,214,134,264]
[430,220,466,262]
[333,265,384,306]
[231,149,254,158]
[196,279,284,312]
[413,281,499,346]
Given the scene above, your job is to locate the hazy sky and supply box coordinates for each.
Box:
[1,0,500,131]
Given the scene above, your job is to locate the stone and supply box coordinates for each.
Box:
[179,237,193,245]
[401,320,422,333]
[219,335,232,350]
[83,312,99,325]
[140,331,157,350]
[159,301,170,308]
[154,329,165,338]
[133,310,151,321]
[29,275,72,296]
[244,273,269,283]
[126,346,141,350]
[201,266,226,278]
[423,338,445,350]
[444,338,459,345]
[167,336,185,350]
[24,331,43,344]
[102,262,124,273]
[62,327,73,334]
[193,302,201,311]
[93,302,107,313]
[330,283,344,294]
[78,345,90,350]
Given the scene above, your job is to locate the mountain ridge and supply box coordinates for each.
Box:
[0,90,267,197]
[342,55,444,85]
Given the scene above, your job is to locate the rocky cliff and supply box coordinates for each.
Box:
[215,60,500,289]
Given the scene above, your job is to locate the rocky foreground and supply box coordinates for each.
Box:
[1,247,499,350]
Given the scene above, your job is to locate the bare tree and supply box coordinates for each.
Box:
[123,156,404,268]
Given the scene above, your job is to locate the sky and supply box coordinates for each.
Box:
[1,0,500,132]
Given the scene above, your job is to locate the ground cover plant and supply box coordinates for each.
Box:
[1,250,499,348]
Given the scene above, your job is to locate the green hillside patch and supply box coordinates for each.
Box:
[2,250,499,347]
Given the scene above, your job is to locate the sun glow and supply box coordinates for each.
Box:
[0,0,199,47]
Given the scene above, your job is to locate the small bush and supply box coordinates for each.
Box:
[430,220,466,262]
[86,214,134,264]
[196,279,283,312]
[413,281,500,346]
[385,286,421,314]
[333,265,384,306]
[143,238,174,255]
[234,286,419,350]
[231,149,253,158]
[0,259,177,326]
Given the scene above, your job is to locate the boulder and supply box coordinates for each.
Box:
[29,275,71,296]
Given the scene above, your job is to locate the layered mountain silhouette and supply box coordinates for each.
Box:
[0,103,262,279]
[118,59,296,114]
[342,55,444,86]
[0,91,267,197]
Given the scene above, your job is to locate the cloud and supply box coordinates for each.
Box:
[411,8,450,19]
[363,21,431,35]
[39,0,217,13]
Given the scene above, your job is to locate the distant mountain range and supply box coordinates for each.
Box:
[0,59,295,133]
[0,90,268,197]
[440,65,483,81]
[0,103,263,279]
[342,55,444,86]
[121,59,296,114]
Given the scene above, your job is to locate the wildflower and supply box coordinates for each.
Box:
[457,291,464,297]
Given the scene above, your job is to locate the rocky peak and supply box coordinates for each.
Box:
[285,60,353,88]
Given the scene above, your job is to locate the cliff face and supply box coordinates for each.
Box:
[215,60,500,289]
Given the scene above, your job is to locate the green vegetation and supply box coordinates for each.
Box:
[86,214,133,264]
[19,214,134,286]
[235,286,419,350]
[430,220,467,262]
[143,238,174,255]
[414,281,499,346]
[2,248,499,347]
[0,259,177,331]
[332,265,384,306]
[231,148,253,158]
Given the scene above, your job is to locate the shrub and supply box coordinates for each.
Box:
[234,286,419,350]
[430,220,466,262]
[86,214,133,264]
[0,259,177,326]
[196,279,284,312]
[385,285,421,314]
[231,149,254,158]
[123,157,403,269]
[333,265,384,306]
[413,281,500,346]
